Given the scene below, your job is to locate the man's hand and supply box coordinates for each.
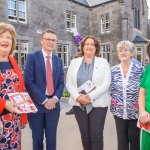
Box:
[44,98,57,110]
[4,101,19,114]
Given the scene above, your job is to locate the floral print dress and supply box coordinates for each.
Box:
[0,62,22,150]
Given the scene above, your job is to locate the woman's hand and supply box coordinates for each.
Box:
[76,94,91,105]
[4,101,19,114]
[21,123,26,129]
[139,111,150,124]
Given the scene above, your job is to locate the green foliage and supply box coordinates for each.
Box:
[62,90,70,98]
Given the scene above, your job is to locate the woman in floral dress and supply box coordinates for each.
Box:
[0,22,27,150]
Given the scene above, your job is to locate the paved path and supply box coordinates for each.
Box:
[22,102,117,150]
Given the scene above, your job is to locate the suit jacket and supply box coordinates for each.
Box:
[24,50,64,112]
[66,56,111,108]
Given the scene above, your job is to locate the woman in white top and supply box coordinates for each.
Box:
[66,36,111,150]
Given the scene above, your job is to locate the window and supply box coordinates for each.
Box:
[66,11,76,31]
[14,40,28,71]
[101,13,110,33]
[134,8,140,29]
[57,44,69,67]
[133,0,140,29]
[101,44,111,62]
[135,47,143,63]
[8,0,27,23]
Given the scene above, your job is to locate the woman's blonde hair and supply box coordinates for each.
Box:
[0,22,16,55]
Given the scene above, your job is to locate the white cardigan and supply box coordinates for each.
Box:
[66,57,111,108]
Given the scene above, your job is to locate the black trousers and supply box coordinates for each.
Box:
[73,106,108,150]
[114,116,140,150]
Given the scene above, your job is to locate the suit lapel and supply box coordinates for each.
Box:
[38,50,46,79]
[92,57,98,80]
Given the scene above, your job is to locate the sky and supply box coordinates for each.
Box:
[147,0,150,18]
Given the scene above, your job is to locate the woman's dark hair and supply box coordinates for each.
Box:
[147,41,150,58]
[78,36,100,57]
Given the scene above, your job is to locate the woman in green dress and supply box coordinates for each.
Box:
[138,41,150,150]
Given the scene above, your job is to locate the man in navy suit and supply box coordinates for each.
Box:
[24,29,64,150]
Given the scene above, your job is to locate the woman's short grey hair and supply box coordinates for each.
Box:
[117,40,134,53]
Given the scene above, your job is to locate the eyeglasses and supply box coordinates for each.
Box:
[0,35,12,41]
[43,38,57,43]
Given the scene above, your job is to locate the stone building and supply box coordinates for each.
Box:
[0,0,149,70]
[148,19,150,39]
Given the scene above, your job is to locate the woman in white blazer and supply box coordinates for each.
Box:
[66,36,111,150]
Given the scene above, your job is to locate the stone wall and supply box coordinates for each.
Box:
[90,1,122,65]
[0,0,148,66]
[0,0,90,61]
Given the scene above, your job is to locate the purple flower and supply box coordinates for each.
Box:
[74,34,83,44]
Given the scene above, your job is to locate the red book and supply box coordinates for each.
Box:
[8,92,37,114]
[137,119,150,133]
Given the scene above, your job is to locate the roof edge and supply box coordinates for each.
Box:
[70,0,116,8]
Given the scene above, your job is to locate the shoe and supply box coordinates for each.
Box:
[65,109,74,115]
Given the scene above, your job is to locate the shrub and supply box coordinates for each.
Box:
[62,90,70,98]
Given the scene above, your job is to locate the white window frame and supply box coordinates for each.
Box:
[135,46,143,63]
[18,0,26,22]
[8,0,27,23]
[101,44,111,62]
[66,11,76,31]
[8,0,17,21]
[57,44,69,68]
[14,40,28,71]
[101,13,110,34]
